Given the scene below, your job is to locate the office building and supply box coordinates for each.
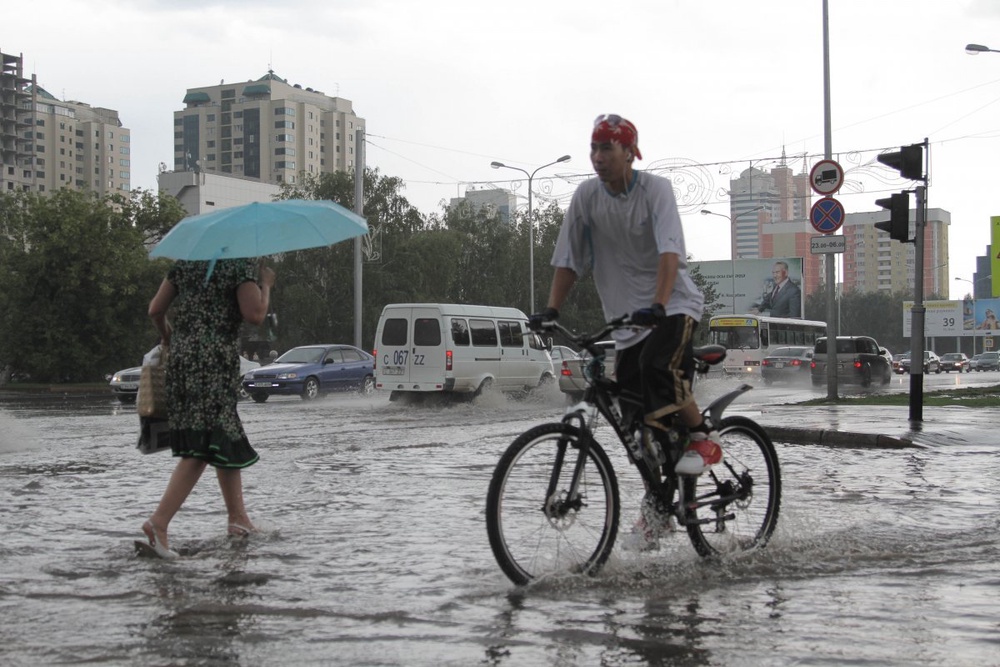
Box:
[1,48,129,195]
[173,70,364,187]
[449,187,518,223]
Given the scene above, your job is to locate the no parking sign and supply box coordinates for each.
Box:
[810,197,845,234]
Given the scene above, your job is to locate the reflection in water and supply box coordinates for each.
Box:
[0,392,998,665]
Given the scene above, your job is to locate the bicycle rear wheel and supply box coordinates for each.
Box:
[486,422,620,585]
[683,415,781,557]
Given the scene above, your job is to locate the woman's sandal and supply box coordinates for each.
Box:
[227,523,256,539]
[142,520,179,559]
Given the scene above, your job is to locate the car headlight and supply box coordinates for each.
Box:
[111,374,122,383]
[276,372,298,380]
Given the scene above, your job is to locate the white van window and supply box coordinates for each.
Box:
[451,318,470,346]
[382,318,407,346]
[414,318,441,346]
[498,321,523,347]
[470,319,498,346]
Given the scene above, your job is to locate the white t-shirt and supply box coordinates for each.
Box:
[551,171,705,348]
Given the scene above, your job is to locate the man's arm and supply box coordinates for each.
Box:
[653,252,680,306]
[546,267,579,311]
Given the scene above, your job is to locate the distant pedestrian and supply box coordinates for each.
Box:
[141,259,275,559]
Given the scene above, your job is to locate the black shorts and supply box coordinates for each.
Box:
[614,314,697,426]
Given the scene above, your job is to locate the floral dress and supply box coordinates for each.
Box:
[165,259,259,468]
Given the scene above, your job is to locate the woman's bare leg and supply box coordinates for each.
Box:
[216,468,254,535]
[145,457,208,551]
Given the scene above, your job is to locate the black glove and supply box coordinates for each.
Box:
[528,307,559,331]
[631,303,666,326]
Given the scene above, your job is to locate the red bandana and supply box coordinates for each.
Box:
[592,114,642,160]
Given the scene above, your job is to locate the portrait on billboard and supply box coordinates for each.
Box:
[748,260,802,318]
[691,257,804,317]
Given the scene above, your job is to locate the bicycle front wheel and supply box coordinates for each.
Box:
[486,423,620,585]
[684,415,781,557]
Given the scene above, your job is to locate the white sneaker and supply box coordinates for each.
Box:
[620,495,675,552]
[675,430,723,476]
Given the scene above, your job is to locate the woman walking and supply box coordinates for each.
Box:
[141,259,275,558]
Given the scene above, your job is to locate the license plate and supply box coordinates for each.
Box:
[773,362,784,369]
[119,383,138,390]
[253,382,275,388]
[381,366,404,376]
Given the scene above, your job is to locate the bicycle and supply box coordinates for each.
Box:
[485,314,781,585]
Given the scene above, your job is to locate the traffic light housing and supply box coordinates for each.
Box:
[877,143,924,181]
[875,192,910,242]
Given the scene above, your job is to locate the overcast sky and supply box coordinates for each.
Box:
[8,0,1000,298]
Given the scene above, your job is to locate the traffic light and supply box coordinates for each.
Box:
[875,192,910,242]
[877,143,924,181]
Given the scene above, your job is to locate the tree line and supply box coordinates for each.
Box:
[0,168,924,383]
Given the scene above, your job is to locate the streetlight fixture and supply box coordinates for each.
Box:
[491,154,571,313]
[965,43,1000,55]
[955,275,992,355]
[701,206,765,313]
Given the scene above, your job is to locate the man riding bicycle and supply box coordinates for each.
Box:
[530,114,721,547]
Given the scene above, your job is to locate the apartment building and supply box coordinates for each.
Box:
[1,49,129,195]
[173,71,364,186]
[843,208,950,297]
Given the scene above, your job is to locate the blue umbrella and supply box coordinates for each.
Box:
[150,199,369,261]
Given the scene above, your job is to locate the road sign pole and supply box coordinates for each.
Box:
[909,185,926,422]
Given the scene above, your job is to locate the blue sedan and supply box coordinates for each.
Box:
[242,344,375,402]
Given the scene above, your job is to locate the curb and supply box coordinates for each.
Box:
[764,426,921,449]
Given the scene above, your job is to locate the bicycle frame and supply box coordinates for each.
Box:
[544,316,748,525]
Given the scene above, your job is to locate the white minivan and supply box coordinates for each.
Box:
[373,303,555,400]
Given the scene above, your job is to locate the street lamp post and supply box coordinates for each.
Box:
[491,155,571,313]
[955,275,993,356]
[701,206,765,313]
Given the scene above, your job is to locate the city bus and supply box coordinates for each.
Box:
[708,315,827,376]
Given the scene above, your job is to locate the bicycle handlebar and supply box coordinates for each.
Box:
[533,314,638,358]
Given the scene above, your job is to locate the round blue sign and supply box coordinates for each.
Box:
[810,197,845,234]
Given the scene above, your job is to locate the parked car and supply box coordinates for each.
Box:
[970,353,986,371]
[242,344,375,402]
[760,346,814,384]
[939,352,971,373]
[974,351,1000,371]
[110,355,260,404]
[558,340,615,402]
[892,353,909,375]
[810,336,892,387]
[900,351,941,374]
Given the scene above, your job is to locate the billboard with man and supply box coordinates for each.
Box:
[693,257,804,317]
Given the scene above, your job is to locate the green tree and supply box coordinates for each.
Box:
[0,189,183,382]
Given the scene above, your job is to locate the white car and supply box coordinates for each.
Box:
[557,340,616,402]
[110,355,260,404]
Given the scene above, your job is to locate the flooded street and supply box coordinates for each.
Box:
[0,381,998,666]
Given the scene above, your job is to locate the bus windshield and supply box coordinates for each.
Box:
[712,325,760,350]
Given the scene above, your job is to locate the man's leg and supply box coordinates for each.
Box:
[639,315,721,475]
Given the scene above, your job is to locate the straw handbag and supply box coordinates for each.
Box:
[137,347,168,419]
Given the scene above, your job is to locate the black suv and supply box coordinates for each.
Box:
[810,336,892,387]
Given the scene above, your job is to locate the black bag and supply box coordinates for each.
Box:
[136,416,172,455]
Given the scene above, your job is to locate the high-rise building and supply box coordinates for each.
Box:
[842,208,950,296]
[173,71,364,187]
[1,48,129,195]
[729,152,820,296]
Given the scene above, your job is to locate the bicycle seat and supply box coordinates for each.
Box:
[693,344,727,366]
